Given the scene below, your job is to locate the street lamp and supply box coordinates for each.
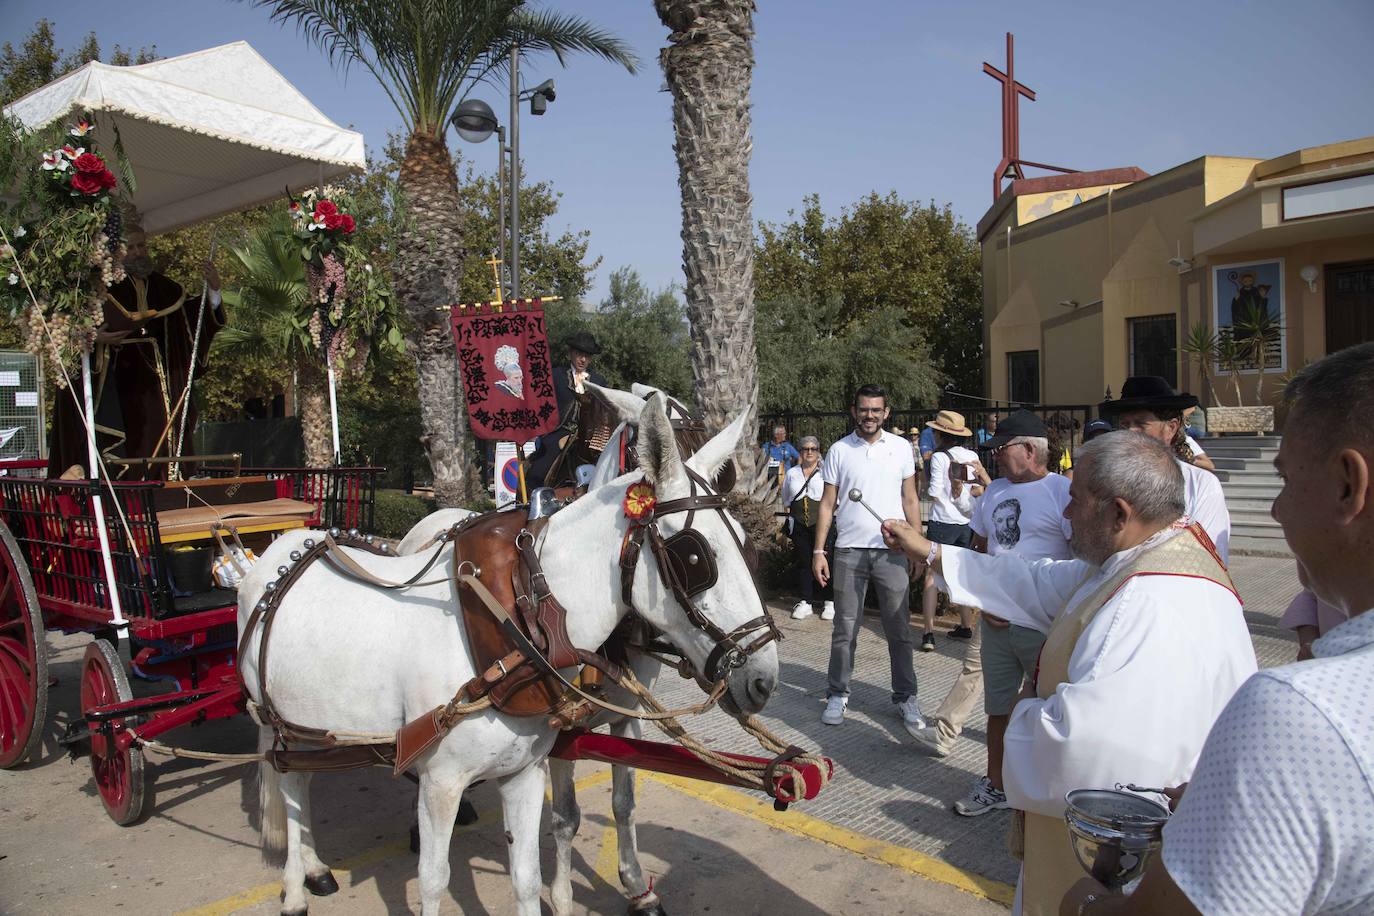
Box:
[453,56,557,301]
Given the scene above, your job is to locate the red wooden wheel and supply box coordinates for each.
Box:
[0,520,46,768]
[81,639,145,825]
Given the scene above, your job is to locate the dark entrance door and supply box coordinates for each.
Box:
[1326,261,1374,353]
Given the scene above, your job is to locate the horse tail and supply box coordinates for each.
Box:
[257,725,286,866]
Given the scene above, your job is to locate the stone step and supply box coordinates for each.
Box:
[1214,467,1283,479]
[1201,446,1281,460]
[1210,457,1257,470]
[1232,514,1285,532]
[1226,496,1276,513]
[1229,535,1294,558]
[1197,435,1282,447]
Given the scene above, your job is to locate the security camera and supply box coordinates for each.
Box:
[1167,255,1193,272]
[533,79,556,102]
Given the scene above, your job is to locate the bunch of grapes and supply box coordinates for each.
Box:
[318,253,346,305]
[308,309,323,349]
[102,206,122,257]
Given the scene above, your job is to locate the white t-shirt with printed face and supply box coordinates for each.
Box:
[821,429,916,549]
[969,473,1073,560]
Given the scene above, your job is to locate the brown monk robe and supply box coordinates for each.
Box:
[48,224,224,480]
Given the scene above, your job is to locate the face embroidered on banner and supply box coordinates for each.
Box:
[492,344,524,400]
[623,481,656,522]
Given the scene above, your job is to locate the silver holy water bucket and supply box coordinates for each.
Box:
[1064,788,1170,891]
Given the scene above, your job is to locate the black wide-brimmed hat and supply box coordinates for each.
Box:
[983,408,1049,449]
[567,330,601,356]
[1100,376,1198,416]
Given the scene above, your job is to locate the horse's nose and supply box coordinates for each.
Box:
[746,672,776,709]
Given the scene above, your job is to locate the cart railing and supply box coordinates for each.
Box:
[0,476,174,622]
[203,466,381,533]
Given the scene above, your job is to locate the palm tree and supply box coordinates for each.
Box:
[214,215,336,466]
[655,0,762,492]
[249,0,637,505]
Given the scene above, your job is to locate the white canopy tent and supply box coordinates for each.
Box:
[3,42,367,632]
[4,41,366,235]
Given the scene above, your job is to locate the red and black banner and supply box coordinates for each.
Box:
[450,299,558,444]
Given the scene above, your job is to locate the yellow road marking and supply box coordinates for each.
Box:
[643,772,1017,906]
[180,767,1014,913]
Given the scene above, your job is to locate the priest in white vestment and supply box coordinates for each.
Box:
[882,432,1257,916]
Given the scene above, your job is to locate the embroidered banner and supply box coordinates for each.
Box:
[450,300,558,444]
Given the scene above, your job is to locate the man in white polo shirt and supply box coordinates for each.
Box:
[812,384,922,727]
[1101,376,1230,562]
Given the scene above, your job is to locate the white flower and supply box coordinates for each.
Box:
[364,263,373,273]
[6,274,18,286]
[13,225,25,238]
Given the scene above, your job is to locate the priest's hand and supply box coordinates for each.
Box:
[881,518,930,561]
[201,260,221,292]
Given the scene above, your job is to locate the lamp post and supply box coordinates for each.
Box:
[452,62,556,302]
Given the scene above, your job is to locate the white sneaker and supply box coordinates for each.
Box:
[897,696,926,730]
[790,601,814,620]
[820,601,836,620]
[953,775,1008,817]
[821,695,847,725]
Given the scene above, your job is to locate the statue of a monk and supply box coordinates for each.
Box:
[48,219,225,480]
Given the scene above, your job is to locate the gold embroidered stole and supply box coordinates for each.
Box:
[1018,524,1234,916]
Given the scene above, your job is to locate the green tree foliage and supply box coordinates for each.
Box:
[544,268,693,398]
[754,192,984,402]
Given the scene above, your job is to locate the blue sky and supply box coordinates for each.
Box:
[4,1,1372,304]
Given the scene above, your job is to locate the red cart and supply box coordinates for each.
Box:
[0,459,379,823]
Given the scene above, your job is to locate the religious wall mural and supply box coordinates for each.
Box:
[1213,259,1285,370]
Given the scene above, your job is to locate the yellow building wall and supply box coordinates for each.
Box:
[1042,309,1103,404]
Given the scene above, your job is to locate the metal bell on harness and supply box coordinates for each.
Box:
[303,538,315,549]
[289,550,302,562]
[277,565,289,576]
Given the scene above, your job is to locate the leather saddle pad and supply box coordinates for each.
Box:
[451,508,564,716]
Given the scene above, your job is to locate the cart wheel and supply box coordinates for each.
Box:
[81,639,145,825]
[0,520,46,769]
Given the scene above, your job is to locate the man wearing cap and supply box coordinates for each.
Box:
[1100,377,1230,562]
[812,384,923,729]
[881,431,1255,916]
[952,409,1074,818]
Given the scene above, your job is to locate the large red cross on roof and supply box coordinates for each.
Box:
[984,32,1036,201]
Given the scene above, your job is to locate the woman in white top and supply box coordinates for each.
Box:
[920,411,989,651]
[782,436,834,620]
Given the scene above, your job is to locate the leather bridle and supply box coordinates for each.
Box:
[619,466,782,683]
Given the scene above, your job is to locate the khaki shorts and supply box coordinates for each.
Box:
[981,618,1046,716]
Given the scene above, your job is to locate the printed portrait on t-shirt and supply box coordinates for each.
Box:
[992,498,1022,549]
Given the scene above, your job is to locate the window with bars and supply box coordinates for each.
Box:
[1007,350,1040,404]
[1128,315,1178,387]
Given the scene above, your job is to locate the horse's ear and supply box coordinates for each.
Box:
[630,383,663,400]
[636,393,685,488]
[587,383,646,426]
[686,410,750,484]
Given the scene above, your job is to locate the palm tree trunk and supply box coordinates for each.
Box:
[394,131,481,507]
[656,0,761,490]
[297,363,334,468]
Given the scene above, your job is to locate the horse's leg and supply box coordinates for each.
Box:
[279,771,312,916]
[610,718,665,915]
[295,773,339,896]
[498,760,548,916]
[549,758,581,916]
[416,768,469,916]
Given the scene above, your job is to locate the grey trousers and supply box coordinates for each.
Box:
[827,547,917,702]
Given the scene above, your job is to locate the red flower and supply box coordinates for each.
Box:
[313,199,338,218]
[623,482,657,522]
[340,214,356,234]
[72,152,105,173]
[98,169,117,190]
[70,171,104,195]
[323,212,345,231]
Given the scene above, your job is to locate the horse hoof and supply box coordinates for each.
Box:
[281,908,308,916]
[305,870,339,896]
[409,824,420,853]
[630,903,666,916]
[456,797,479,826]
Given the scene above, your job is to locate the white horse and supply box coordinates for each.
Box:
[239,394,778,915]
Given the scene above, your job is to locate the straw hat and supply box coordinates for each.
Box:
[925,410,972,438]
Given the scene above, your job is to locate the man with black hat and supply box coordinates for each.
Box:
[527,330,608,485]
[1100,377,1230,562]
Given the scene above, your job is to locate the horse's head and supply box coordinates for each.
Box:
[623,393,780,716]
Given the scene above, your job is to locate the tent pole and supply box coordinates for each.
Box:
[327,359,341,466]
[82,350,127,638]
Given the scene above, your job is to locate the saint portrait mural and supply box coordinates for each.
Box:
[493,344,525,400]
[1213,259,1284,370]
